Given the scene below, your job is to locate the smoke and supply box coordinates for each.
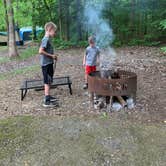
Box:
[83,1,116,70]
[84,2,114,48]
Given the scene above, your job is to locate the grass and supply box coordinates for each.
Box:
[0,46,7,51]
[0,46,38,64]
[161,46,166,55]
[0,115,165,165]
[18,46,38,60]
[0,116,35,160]
[0,57,10,63]
[0,65,40,80]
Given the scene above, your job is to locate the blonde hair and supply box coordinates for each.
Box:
[88,36,96,44]
[44,22,57,31]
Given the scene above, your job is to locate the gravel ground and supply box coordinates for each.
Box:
[0,46,165,123]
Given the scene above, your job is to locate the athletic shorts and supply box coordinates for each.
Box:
[85,65,96,74]
[42,63,54,84]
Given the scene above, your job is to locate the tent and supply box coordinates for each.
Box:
[19,27,43,41]
[0,30,23,46]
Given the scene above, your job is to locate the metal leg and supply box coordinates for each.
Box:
[21,90,24,101]
[67,77,72,95]
[68,83,72,95]
[21,89,28,101]
[90,92,94,108]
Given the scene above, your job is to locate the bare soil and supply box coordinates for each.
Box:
[0,45,165,123]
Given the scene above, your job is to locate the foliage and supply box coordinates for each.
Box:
[0,1,6,30]
[128,39,160,46]
[53,38,88,49]
[160,47,166,54]
[160,19,166,29]
[0,0,166,47]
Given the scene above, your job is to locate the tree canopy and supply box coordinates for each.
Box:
[0,0,166,46]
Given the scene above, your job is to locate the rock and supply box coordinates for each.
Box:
[112,102,122,111]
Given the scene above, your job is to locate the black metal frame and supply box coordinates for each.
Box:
[20,76,72,101]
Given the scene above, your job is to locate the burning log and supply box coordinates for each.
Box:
[116,96,127,107]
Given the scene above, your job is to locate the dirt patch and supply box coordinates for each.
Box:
[0,46,165,123]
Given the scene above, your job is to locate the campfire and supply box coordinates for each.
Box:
[87,70,137,111]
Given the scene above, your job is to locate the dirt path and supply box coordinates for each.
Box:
[0,46,165,123]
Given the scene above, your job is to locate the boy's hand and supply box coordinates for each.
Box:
[96,62,100,66]
[52,54,58,60]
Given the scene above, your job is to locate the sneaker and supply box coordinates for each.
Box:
[49,96,58,102]
[83,83,88,90]
[43,95,58,102]
[43,100,57,108]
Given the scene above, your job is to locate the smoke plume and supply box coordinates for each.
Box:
[83,1,116,70]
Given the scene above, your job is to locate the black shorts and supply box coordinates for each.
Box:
[42,63,54,84]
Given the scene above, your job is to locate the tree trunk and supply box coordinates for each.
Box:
[32,1,37,40]
[6,0,19,57]
[144,12,147,35]
[58,0,63,40]
[129,0,136,39]
[3,0,9,44]
[64,0,70,41]
[76,0,82,41]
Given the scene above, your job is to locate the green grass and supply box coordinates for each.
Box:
[0,46,38,64]
[0,57,10,63]
[18,46,38,60]
[161,46,166,54]
[0,46,7,51]
[0,116,37,163]
[0,65,40,80]
[0,115,165,165]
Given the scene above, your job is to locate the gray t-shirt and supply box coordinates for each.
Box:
[85,46,100,66]
[40,36,54,66]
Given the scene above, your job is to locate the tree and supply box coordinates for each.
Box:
[32,1,37,40]
[6,0,19,57]
[76,0,82,41]
[64,0,70,41]
[1,0,165,47]
[58,0,63,40]
[2,0,9,43]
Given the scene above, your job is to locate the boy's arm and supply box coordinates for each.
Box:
[83,54,86,66]
[83,49,88,66]
[39,47,57,60]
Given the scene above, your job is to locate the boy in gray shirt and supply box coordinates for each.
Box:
[83,36,100,89]
[39,22,58,107]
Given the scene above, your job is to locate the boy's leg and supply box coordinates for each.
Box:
[83,74,88,89]
[44,84,50,96]
[83,66,96,90]
[83,66,88,89]
[42,65,51,97]
[47,63,58,101]
[42,64,57,107]
[85,74,88,84]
